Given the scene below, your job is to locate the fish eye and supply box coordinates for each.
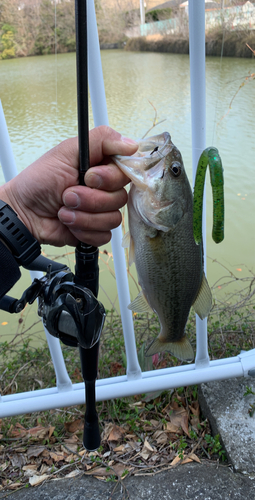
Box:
[170,162,182,177]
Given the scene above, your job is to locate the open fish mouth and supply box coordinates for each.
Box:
[135,131,172,160]
[113,132,173,190]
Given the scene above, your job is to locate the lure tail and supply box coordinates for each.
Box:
[193,147,224,245]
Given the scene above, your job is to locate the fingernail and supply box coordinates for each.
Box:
[58,208,75,224]
[64,192,80,208]
[121,136,138,145]
[85,173,102,188]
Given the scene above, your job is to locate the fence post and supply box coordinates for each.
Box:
[188,0,210,368]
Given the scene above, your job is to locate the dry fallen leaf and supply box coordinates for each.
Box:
[8,423,26,438]
[7,483,21,490]
[64,419,84,434]
[165,422,179,433]
[23,465,37,471]
[150,419,160,428]
[28,425,50,440]
[143,438,154,452]
[27,446,45,459]
[170,455,181,466]
[85,466,113,477]
[49,451,65,462]
[29,474,49,486]
[189,401,200,416]
[64,454,76,463]
[65,470,81,478]
[112,463,131,478]
[181,457,193,464]
[113,444,126,453]
[62,436,79,453]
[189,453,201,463]
[154,431,168,445]
[140,438,155,460]
[107,425,125,442]
[10,454,26,468]
[170,408,190,437]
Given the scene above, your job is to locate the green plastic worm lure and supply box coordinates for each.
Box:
[193,147,224,245]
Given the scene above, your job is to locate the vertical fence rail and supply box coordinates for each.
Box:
[87,0,142,380]
[188,0,210,369]
[0,1,255,419]
[0,101,73,395]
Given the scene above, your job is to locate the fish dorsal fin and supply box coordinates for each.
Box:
[192,272,212,320]
[122,231,135,266]
[128,290,153,313]
[122,231,130,248]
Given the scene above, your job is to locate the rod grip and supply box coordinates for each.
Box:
[79,342,101,451]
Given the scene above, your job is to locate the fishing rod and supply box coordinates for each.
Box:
[0,0,105,453]
[74,0,105,451]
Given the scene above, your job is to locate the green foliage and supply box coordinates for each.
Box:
[177,436,187,460]
[0,24,15,59]
[0,0,76,58]
[2,24,15,34]
[145,8,172,23]
[244,386,255,417]
[204,433,226,461]
[244,386,255,397]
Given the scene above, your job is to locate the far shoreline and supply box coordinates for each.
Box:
[119,30,255,59]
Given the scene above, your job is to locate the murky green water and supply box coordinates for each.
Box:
[0,50,254,343]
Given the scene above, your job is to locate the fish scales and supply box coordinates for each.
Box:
[129,187,202,340]
[113,132,212,362]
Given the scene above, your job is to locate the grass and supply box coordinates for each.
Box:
[0,258,254,493]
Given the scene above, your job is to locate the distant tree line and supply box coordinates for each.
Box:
[0,0,141,59]
[0,0,76,59]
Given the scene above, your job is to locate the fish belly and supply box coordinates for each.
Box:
[130,203,202,344]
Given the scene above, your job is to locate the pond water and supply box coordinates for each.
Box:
[0,50,254,344]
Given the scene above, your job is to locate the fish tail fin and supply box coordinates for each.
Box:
[145,336,194,363]
[192,272,212,320]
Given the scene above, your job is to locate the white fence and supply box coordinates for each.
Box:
[0,0,255,419]
[126,2,255,39]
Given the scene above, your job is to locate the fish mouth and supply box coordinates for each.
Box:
[112,132,173,190]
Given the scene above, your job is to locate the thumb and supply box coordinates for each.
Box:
[89,125,137,166]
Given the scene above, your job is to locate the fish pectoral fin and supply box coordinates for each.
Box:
[192,272,212,320]
[129,236,135,266]
[122,231,135,266]
[145,336,194,363]
[128,290,153,313]
[122,231,130,248]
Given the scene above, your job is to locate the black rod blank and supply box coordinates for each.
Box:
[75,0,90,186]
[75,0,101,452]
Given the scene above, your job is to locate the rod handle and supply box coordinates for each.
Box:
[79,342,100,451]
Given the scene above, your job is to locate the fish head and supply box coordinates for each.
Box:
[113,132,192,232]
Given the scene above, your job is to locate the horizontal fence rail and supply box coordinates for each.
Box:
[1,351,255,417]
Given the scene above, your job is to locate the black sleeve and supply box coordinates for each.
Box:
[0,240,21,300]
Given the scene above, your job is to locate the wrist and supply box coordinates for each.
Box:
[0,199,41,266]
[0,181,32,234]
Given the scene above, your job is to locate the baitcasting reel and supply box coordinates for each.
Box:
[0,252,106,451]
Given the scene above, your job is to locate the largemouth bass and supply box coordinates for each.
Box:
[113,132,212,362]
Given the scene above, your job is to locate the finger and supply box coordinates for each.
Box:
[58,208,122,232]
[68,230,112,247]
[85,162,130,191]
[62,186,128,212]
[89,126,137,166]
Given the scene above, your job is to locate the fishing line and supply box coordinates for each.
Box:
[54,0,58,139]
[54,0,71,271]
[211,24,225,146]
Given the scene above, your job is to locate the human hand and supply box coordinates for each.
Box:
[0,126,137,247]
